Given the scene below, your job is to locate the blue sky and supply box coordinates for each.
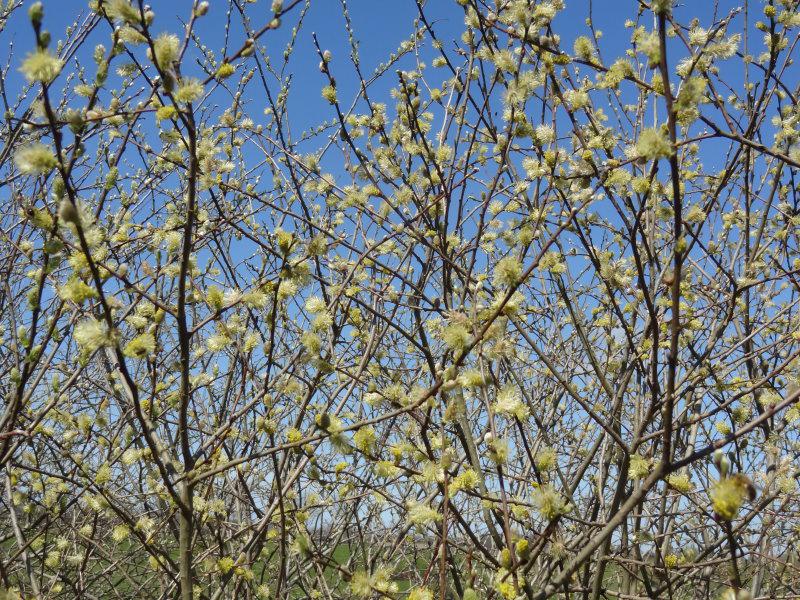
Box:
[4,1,750,136]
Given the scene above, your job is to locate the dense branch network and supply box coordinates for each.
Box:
[1,0,800,599]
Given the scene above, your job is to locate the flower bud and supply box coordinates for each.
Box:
[712,448,728,477]
[29,2,43,26]
[315,412,331,431]
[498,548,512,568]
[58,199,79,225]
[515,538,531,561]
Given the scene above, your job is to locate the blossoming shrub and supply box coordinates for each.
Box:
[1,1,800,599]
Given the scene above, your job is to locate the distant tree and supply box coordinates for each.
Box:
[1,0,799,599]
